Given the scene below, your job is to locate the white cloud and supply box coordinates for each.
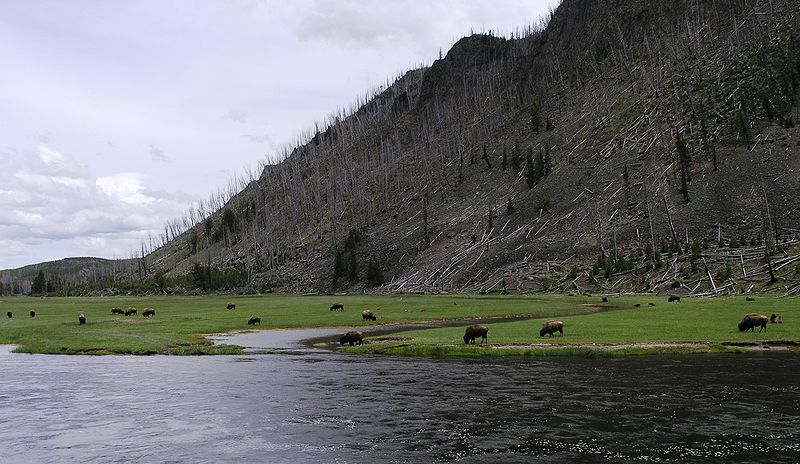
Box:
[0,142,197,268]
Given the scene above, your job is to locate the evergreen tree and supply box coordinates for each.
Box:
[525,150,536,188]
[31,270,46,295]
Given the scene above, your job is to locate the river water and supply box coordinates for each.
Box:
[0,332,798,463]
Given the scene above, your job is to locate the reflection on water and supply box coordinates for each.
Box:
[0,345,798,463]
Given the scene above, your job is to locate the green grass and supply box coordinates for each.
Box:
[0,294,796,356]
[347,295,800,356]
[0,293,604,355]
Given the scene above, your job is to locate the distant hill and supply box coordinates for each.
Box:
[7,0,800,297]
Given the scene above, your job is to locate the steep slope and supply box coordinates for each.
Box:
[103,0,800,295]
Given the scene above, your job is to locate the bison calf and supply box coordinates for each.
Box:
[738,314,768,332]
[78,313,86,325]
[142,308,156,317]
[463,325,489,344]
[668,295,681,302]
[339,331,364,346]
[330,303,344,311]
[361,310,376,321]
[248,316,261,325]
[770,313,783,323]
[540,320,564,337]
[226,303,236,310]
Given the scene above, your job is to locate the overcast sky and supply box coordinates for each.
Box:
[0,0,559,270]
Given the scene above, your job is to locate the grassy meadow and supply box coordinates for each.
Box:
[349,295,800,356]
[0,293,796,355]
[0,293,603,354]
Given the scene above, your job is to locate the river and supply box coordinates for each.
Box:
[0,331,798,463]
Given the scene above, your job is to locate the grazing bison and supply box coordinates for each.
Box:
[463,325,489,344]
[330,303,344,311]
[738,314,768,332]
[770,313,783,323]
[668,295,681,302]
[78,313,86,325]
[6,312,11,318]
[361,310,377,321]
[30,310,36,318]
[634,303,641,308]
[339,331,364,346]
[226,303,236,310]
[602,296,608,303]
[540,320,564,337]
[248,316,261,325]
[142,308,156,317]
[746,296,756,302]
[124,308,137,316]
[648,302,655,307]
[111,307,125,315]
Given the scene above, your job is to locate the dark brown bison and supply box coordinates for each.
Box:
[79,313,86,325]
[124,308,137,316]
[248,316,261,325]
[30,310,36,318]
[540,320,564,337]
[6,312,11,318]
[330,303,344,311]
[111,307,125,315]
[602,296,608,303]
[634,303,641,308]
[648,303,655,307]
[770,313,783,323]
[463,325,489,344]
[339,331,364,346]
[746,296,755,302]
[738,314,768,332]
[668,295,681,302]
[142,308,156,317]
[361,310,376,321]
[226,303,236,310]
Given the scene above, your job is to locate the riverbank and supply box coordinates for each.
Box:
[0,294,796,355]
[0,293,603,354]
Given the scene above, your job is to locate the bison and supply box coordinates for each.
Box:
[738,314,768,332]
[634,303,641,308]
[668,295,681,302]
[540,320,564,337]
[745,296,756,301]
[770,313,783,323]
[463,325,489,344]
[78,313,86,325]
[330,303,344,311]
[30,310,36,318]
[361,310,377,321]
[6,312,11,318]
[248,316,261,325]
[124,308,137,316]
[142,308,156,317]
[602,296,609,303]
[339,331,364,346]
[648,302,655,307]
[111,307,125,315]
[226,303,236,310]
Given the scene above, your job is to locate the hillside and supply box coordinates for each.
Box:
[7,0,800,297]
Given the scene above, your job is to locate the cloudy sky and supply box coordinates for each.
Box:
[0,0,558,270]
